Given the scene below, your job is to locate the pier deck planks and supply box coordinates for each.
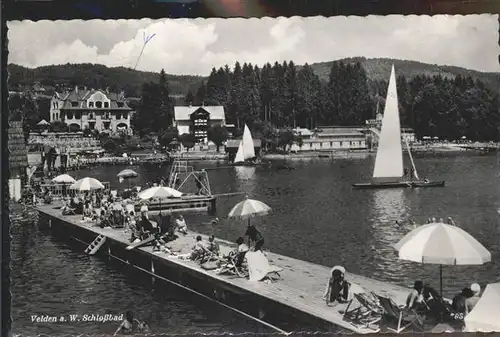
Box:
[37,204,411,334]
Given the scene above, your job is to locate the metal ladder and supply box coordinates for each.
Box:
[84,234,107,255]
[167,160,190,188]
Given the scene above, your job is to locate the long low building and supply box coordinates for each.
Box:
[290,126,367,152]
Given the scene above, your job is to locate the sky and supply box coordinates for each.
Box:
[7,14,499,76]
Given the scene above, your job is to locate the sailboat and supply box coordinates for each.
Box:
[230,124,261,166]
[352,64,445,189]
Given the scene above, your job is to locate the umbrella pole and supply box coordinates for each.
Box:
[440,264,443,297]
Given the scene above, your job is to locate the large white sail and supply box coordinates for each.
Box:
[372,64,404,180]
[234,141,245,163]
[242,124,256,160]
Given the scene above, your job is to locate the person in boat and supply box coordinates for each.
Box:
[404,167,409,179]
[175,214,188,235]
[447,216,456,226]
[245,224,264,252]
[406,280,426,311]
[323,266,350,305]
[113,311,140,335]
[465,283,481,313]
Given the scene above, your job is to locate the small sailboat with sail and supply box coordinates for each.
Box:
[352,64,445,189]
[230,124,261,166]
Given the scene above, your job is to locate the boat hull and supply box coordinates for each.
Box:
[352,180,445,189]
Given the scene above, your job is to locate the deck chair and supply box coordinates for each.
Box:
[216,251,249,278]
[245,251,283,282]
[341,292,382,331]
[376,294,424,333]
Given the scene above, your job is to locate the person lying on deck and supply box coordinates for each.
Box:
[323,266,350,305]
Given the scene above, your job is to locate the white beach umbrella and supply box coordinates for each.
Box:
[228,196,271,226]
[394,222,491,296]
[69,177,105,191]
[138,186,183,200]
[464,282,500,332]
[52,174,76,184]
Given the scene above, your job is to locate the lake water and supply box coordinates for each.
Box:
[10,153,500,335]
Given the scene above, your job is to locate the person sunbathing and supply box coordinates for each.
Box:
[207,235,220,255]
[406,280,426,311]
[178,236,206,261]
[323,266,350,305]
[465,283,481,313]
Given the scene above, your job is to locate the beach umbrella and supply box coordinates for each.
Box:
[52,174,76,184]
[228,196,271,226]
[69,177,105,191]
[117,169,139,188]
[464,282,500,332]
[138,186,183,200]
[117,169,138,179]
[393,221,491,296]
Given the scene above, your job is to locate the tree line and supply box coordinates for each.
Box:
[184,60,499,141]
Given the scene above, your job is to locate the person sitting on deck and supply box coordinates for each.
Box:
[323,266,350,305]
[207,235,220,255]
[234,237,249,268]
[178,236,206,261]
[451,287,473,314]
[465,283,481,314]
[245,224,264,252]
[406,280,426,312]
[175,214,188,235]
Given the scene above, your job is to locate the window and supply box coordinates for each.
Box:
[75,112,81,119]
[96,101,102,108]
[71,102,78,107]
[104,102,109,108]
[117,102,124,107]
[89,102,94,108]
[340,141,343,146]
[67,112,74,119]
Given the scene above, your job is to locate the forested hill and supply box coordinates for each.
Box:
[7,63,204,97]
[8,58,498,97]
[306,57,499,92]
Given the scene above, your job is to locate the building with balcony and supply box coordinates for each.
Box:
[50,86,133,134]
[173,105,226,143]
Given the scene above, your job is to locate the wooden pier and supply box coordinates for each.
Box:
[36,204,415,334]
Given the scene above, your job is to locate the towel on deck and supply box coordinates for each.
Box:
[245,251,283,282]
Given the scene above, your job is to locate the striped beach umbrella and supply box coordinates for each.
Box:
[394,222,491,296]
[69,177,105,191]
[228,197,271,226]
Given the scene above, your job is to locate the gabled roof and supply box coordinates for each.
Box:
[174,106,225,121]
[58,88,131,110]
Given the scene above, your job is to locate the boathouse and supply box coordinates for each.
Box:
[290,126,367,152]
[8,121,28,202]
[50,86,133,134]
[173,105,226,143]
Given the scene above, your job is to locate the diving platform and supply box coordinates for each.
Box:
[36,203,415,334]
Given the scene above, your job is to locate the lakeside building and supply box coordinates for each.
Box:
[225,139,262,161]
[28,132,103,170]
[50,86,133,134]
[290,126,367,152]
[173,105,227,143]
[365,113,416,144]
